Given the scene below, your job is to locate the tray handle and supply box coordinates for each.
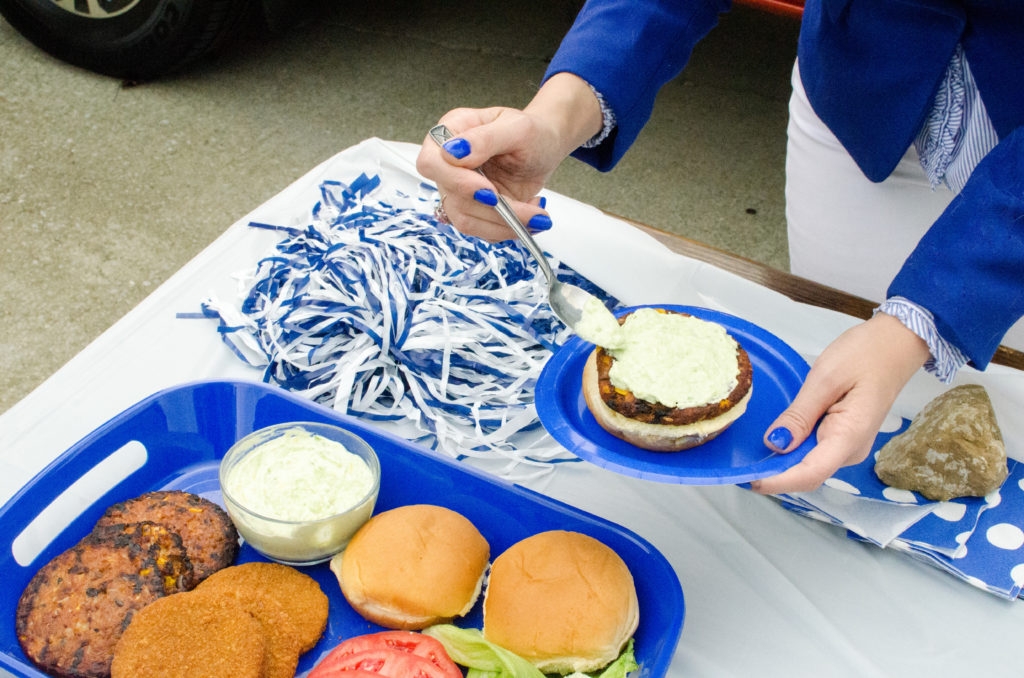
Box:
[0,398,169,569]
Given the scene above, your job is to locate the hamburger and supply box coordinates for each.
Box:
[580,307,752,451]
[330,504,489,630]
[482,530,638,674]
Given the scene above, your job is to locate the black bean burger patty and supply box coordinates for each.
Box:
[15,522,194,678]
[96,490,238,583]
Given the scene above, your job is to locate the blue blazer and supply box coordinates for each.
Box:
[544,0,1024,368]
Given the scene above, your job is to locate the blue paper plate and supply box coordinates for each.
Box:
[536,305,815,484]
[0,380,683,678]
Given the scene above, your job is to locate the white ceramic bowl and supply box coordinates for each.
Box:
[219,421,381,566]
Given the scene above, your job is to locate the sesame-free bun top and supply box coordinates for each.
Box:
[483,531,639,674]
[330,504,489,630]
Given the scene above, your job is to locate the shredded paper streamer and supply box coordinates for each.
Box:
[193,174,615,477]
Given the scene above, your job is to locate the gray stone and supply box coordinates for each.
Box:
[874,385,1008,501]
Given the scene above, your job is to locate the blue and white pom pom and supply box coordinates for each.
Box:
[196,174,615,476]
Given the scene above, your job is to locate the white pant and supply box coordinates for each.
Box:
[784,63,1024,352]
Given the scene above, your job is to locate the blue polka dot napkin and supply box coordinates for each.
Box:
[772,417,1024,600]
[862,461,1024,599]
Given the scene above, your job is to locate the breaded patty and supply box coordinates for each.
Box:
[16,522,193,678]
[110,592,266,678]
[197,562,329,652]
[189,587,302,678]
[596,311,753,426]
[96,490,238,582]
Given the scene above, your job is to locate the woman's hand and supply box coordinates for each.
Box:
[751,313,931,495]
[416,73,604,241]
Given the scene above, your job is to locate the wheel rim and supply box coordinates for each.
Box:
[50,0,144,19]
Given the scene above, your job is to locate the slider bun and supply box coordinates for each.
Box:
[330,504,489,630]
[582,350,751,451]
[483,531,639,674]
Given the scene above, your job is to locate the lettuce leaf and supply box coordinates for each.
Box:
[593,639,638,678]
[423,625,545,678]
[423,625,638,678]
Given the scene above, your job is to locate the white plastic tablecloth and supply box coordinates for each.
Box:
[2,139,1022,678]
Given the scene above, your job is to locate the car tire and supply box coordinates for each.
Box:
[0,0,253,80]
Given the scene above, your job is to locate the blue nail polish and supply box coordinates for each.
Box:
[528,214,552,232]
[767,427,793,450]
[443,138,471,159]
[538,196,547,209]
[473,188,498,206]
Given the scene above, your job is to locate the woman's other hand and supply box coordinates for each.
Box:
[416,73,604,241]
[752,313,931,495]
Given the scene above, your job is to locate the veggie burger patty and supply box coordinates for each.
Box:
[96,490,238,583]
[16,490,240,678]
[15,522,194,678]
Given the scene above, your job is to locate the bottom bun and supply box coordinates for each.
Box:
[483,531,638,674]
[582,350,751,451]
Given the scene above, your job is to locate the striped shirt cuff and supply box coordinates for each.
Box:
[580,84,617,149]
[874,297,969,383]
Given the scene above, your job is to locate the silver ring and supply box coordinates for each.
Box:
[433,193,451,224]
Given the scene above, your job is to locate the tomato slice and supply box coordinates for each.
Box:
[309,648,454,678]
[310,631,461,678]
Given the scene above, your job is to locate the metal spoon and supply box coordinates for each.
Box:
[428,123,609,334]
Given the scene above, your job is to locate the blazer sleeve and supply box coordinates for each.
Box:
[542,0,731,171]
[887,126,1024,369]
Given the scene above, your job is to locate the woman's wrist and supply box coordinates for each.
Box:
[874,297,969,384]
[524,72,605,157]
[866,312,931,391]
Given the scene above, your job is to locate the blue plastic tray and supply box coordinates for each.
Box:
[0,380,683,677]
[536,305,814,484]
